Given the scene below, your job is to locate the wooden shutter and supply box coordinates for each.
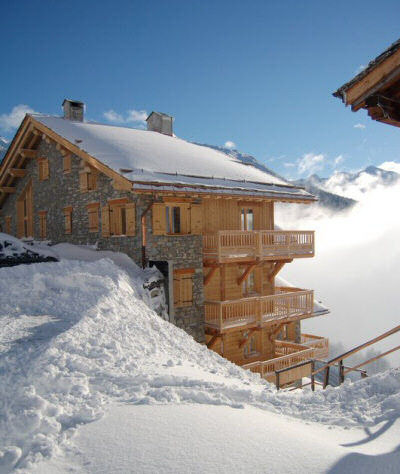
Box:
[88,171,98,190]
[152,203,166,235]
[87,204,99,233]
[125,203,136,236]
[180,204,190,234]
[180,273,193,306]
[79,172,88,192]
[173,269,194,308]
[43,159,49,180]
[63,207,72,234]
[101,205,110,237]
[16,201,24,238]
[38,211,47,239]
[5,216,12,235]
[63,154,71,173]
[190,204,203,234]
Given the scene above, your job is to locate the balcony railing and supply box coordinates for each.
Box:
[205,288,314,331]
[301,334,329,359]
[203,230,314,262]
[242,343,315,383]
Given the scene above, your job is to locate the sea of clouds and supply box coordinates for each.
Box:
[277,161,400,369]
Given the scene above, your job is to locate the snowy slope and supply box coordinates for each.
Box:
[1,254,400,472]
[0,138,8,163]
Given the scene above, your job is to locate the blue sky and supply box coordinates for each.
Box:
[1,0,400,178]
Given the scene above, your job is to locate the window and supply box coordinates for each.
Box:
[173,269,194,307]
[166,205,181,234]
[241,268,255,296]
[5,216,11,234]
[63,207,72,234]
[101,200,135,237]
[63,153,71,174]
[243,333,258,358]
[79,168,98,191]
[38,211,47,239]
[17,181,33,238]
[38,158,49,181]
[87,203,100,233]
[152,202,201,235]
[241,208,254,231]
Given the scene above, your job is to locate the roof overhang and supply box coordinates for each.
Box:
[333,39,400,127]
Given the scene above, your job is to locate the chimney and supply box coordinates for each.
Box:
[62,99,84,122]
[146,111,173,136]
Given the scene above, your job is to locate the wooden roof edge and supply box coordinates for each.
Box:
[333,38,400,104]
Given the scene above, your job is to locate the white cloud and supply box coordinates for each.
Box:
[354,123,366,129]
[0,104,37,132]
[333,155,344,167]
[224,141,236,150]
[277,180,400,367]
[283,162,296,168]
[126,109,148,123]
[103,110,124,123]
[103,108,148,125]
[356,64,366,73]
[297,153,325,175]
[379,160,400,174]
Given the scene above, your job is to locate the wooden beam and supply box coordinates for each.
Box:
[0,187,16,193]
[20,149,38,158]
[267,260,291,282]
[9,168,27,178]
[207,334,220,349]
[238,328,260,348]
[204,266,218,286]
[237,262,257,286]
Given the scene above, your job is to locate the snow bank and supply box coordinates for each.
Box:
[0,256,399,471]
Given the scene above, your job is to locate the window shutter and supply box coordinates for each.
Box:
[152,203,166,235]
[190,204,203,234]
[173,274,180,307]
[88,206,99,233]
[101,205,110,237]
[125,203,136,236]
[79,172,88,192]
[179,204,190,234]
[63,154,71,173]
[181,274,193,307]
[16,201,24,238]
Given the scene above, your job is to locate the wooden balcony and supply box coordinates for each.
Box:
[242,341,315,384]
[203,230,314,263]
[301,334,329,359]
[205,288,314,333]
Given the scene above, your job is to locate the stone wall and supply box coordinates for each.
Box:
[0,138,205,342]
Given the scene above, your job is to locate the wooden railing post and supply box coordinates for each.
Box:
[276,371,280,391]
[219,304,223,331]
[323,366,330,389]
[338,359,345,385]
[257,231,262,258]
[311,360,315,391]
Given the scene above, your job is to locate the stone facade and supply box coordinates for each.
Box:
[0,138,205,342]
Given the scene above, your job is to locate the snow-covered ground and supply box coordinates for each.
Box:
[0,246,399,473]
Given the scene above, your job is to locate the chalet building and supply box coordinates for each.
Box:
[0,100,329,386]
[334,38,400,127]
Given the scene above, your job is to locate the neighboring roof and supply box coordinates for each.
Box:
[31,115,315,201]
[333,38,400,100]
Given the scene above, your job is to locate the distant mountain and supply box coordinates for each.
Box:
[0,137,9,162]
[198,143,356,211]
[316,166,400,201]
[195,143,284,180]
[292,176,357,211]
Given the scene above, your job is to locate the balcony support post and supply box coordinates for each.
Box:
[204,265,219,286]
[267,259,292,282]
[237,262,257,286]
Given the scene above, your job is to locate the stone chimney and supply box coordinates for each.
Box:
[62,99,84,122]
[146,111,173,136]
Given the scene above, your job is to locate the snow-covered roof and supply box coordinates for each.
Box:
[32,115,314,201]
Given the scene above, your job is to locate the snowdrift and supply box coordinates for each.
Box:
[0,254,399,471]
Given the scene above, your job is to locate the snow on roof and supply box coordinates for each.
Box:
[32,115,314,201]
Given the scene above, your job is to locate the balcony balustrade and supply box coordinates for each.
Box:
[205,288,314,332]
[203,230,314,263]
